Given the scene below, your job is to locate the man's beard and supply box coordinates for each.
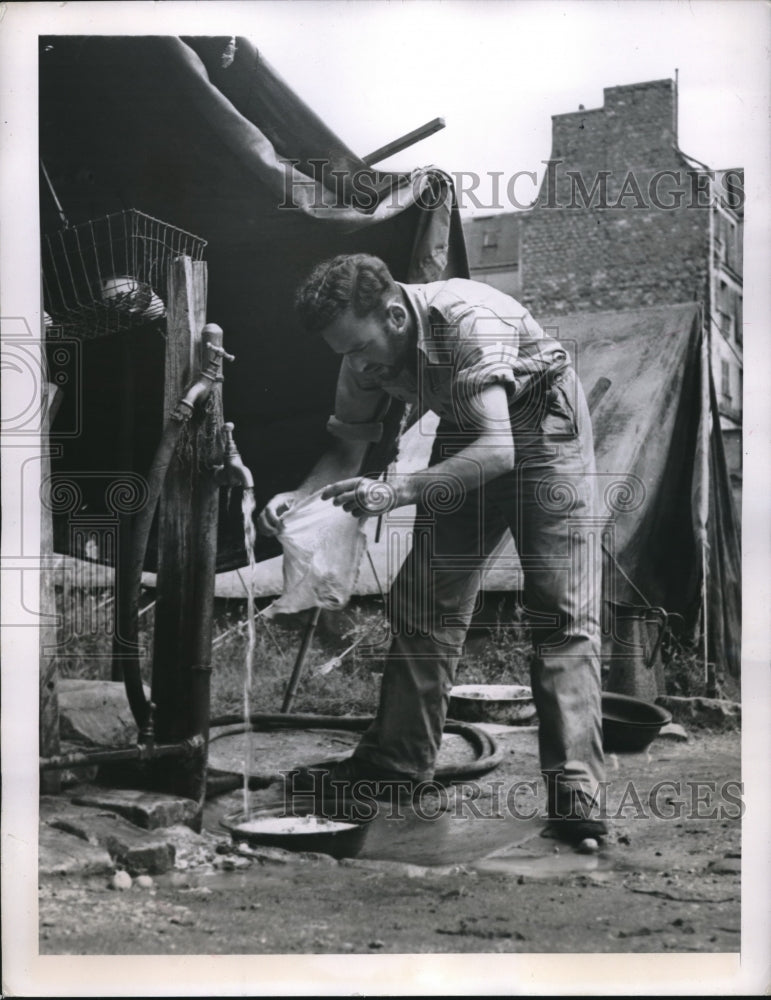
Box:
[369,329,412,384]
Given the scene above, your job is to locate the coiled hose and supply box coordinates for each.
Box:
[205,711,504,798]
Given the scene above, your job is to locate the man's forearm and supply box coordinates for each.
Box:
[297,438,369,498]
[400,436,514,507]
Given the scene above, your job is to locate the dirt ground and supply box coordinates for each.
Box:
[38,729,741,956]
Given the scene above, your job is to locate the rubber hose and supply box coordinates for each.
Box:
[205,712,504,798]
[113,417,187,731]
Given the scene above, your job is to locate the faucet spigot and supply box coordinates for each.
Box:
[172,324,231,421]
[217,421,254,489]
[207,343,235,364]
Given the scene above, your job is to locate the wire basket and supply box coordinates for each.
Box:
[42,209,207,339]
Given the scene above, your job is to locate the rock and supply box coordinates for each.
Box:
[70,788,199,830]
[213,855,251,871]
[39,823,113,877]
[111,870,132,890]
[708,857,741,875]
[368,940,385,949]
[162,824,218,868]
[46,807,176,875]
[578,838,599,854]
[136,875,154,889]
[232,844,294,865]
[58,679,152,748]
[656,722,689,742]
[655,696,741,731]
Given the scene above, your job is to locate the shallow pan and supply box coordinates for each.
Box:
[602,692,672,753]
[221,805,370,859]
[449,684,536,725]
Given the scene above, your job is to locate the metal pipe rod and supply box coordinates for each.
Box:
[39,734,204,772]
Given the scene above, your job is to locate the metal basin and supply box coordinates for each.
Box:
[222,805,370,859]
[602,692,672,753]
[449,684,536,725]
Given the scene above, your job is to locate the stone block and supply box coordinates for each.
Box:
[70,787,199,830]
[58,679,151,748]
[47,807,176,875]
[39,823,113,877]
[655,696,741,730]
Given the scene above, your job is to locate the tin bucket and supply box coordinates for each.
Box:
[602,603,668,701]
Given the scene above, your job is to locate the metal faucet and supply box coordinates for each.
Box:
[217,422,254,489]
[172,323,235,422]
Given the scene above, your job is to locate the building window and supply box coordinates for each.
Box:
[483,230,499,249]
[721,360,732,402]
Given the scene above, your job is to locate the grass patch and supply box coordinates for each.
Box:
[50,585,736,722]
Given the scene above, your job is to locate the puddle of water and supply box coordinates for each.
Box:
[474,849,610,879]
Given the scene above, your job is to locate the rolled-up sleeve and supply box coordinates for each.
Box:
[327,356,390,443]
[450,308,569,405]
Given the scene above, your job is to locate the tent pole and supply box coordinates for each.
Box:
[363,117,445,166]
[281,607,322,713]
[702,541,712,694]
[703,182,716,696]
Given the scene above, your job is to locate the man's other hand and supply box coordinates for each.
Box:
[322,477,404,517]
[257,491,298,536]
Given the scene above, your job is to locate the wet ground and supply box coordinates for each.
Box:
[38,729,741,955]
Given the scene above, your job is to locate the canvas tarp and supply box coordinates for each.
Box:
[39,34,467,565]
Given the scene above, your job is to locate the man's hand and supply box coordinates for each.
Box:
[321,477,409,518]
[257,491,298,536]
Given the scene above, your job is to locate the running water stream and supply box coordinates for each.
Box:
[241,487,258,818]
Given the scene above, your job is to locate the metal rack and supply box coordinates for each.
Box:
[42,208,207,339]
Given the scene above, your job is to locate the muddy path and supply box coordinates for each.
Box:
[39,731,741,955]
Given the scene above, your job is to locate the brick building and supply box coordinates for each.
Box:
[463,79,743,506]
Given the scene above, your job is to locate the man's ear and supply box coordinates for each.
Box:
[385,299,408,331]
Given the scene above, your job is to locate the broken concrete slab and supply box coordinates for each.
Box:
[161,824,221,869]
[39,823,113,877]
[70,788,199,830]
[46,807,176,875]
[656,696,741,730]
[59,679,151,748]
[656,722,690,742]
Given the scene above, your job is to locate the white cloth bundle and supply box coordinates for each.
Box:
[262,490,367,617]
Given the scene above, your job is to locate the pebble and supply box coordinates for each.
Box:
[135,875,154,889]
[578,838,599,854]
[111,870,132,891]
[368,940,385,949]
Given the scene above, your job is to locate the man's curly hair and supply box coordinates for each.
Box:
[295,254,398,332]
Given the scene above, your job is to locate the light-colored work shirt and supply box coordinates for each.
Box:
[327,278,568,443]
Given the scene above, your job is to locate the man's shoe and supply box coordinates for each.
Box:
[546,786,608,847]
[284,756,416,821]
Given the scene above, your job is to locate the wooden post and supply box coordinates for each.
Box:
[40,382,60,792]
[150,256,213,819]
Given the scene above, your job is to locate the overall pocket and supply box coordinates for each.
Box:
[542,374,579,438]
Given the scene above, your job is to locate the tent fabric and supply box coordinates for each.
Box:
[39,34,467,569]
[479,303,740,677]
